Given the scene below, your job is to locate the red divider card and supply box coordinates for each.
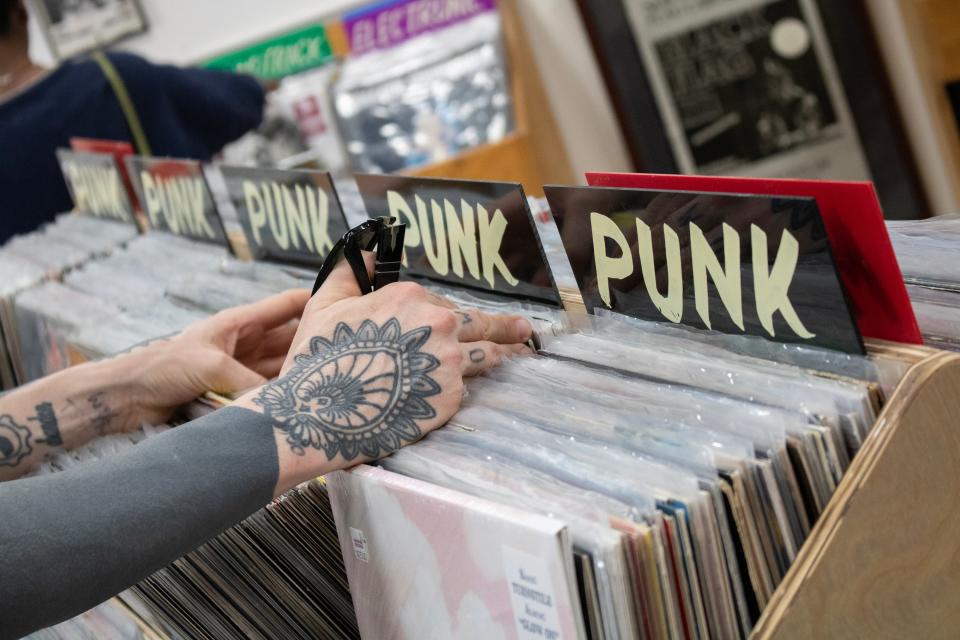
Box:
[586,172,921,345]
[70,138,139,216]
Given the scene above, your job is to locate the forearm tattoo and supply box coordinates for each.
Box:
[87,392,120,436]
[0,415,32,467]
[254,318,440,461]
[0,401,64,468]
[32,402,62,446]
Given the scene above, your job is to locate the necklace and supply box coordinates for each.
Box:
[0,59,38,89]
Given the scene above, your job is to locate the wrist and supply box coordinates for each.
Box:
[232,389,354,496]
[84,351,152,435]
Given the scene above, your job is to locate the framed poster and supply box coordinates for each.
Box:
[30,0,147,60]
[576,0,927,218]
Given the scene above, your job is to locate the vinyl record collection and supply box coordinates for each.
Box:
[0,214,138,387]
[369,314,899,639]
[3,0,959,634]
[4,201,959,640]
[888,216,960,350]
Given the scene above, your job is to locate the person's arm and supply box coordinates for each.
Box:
[106,52,265,159]
[155,62,266,155]
[0,289,309,481]
[0,355,142,481]
[0,406,280,640]
[0,259,534,638]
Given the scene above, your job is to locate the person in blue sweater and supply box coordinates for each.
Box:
[0,0,265,244]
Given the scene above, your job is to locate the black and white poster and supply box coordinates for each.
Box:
[624,0,871,181]
[31,0,147,60]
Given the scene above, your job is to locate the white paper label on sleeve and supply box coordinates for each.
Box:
[350,527,369,563]
[501,546,563,639]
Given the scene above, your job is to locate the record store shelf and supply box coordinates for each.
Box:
[406,0,575,196]
[753,342,960,639]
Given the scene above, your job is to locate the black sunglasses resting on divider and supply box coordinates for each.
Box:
[311,217,407,295]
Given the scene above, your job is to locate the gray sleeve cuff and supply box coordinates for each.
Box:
[0,406,279,639]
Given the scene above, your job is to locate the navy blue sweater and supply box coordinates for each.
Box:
[0,52,264,244]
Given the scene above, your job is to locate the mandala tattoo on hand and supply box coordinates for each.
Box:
[254,318,440,461]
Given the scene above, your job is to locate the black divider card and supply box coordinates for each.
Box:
[545,185,864,353]
[219,166,350,267]
[126,156,228,246]
[56,149,137,227]
[354,174,562,306]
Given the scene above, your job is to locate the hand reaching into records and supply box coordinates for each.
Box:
[133,288,310,424]
[233,252,535,493]
[0,289,309,481]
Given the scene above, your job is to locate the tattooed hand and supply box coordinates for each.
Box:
[235,254,534,479]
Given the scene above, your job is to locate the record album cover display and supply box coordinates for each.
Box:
[328,465,583,640]
[334,1,512,174]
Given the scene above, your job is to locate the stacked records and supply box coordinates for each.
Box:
[23,598,154,640]
[27,418,357,640]
[357,313,906,639]
[129,479,357,640]
[0,213,138,388]
[4,230,314,383]
[888,216,960,350]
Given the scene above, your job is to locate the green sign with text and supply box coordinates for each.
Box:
[203,24,333,79]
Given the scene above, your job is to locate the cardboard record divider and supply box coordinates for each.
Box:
[353,173,565,308]
[56,149,141,231]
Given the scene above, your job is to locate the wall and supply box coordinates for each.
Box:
[865,0,960,215]
[28,0,632,183]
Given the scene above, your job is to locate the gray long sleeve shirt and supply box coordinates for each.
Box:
[0,406,279,639]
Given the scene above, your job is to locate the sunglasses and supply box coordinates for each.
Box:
[312,216,407,295]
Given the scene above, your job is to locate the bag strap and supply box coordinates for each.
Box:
[91,51,153,157]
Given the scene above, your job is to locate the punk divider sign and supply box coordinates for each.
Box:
[219,165,350,267]
[57,149,137,227]
[587,171,921,345]
[126,156,228,246]
[354,174,562,307]
[546,184,864,354]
